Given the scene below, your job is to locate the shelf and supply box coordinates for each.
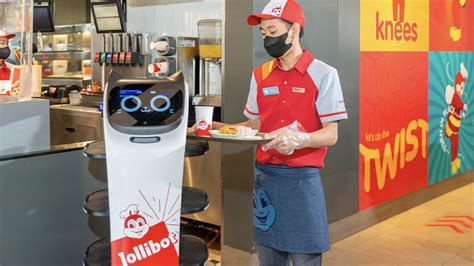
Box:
[83,141,106,160]
[44,76,87,80]
[83,140,210,160]
[84,189,109,217]
[81,186,208,217]
[83,237,111,266]
[179,235,209,266]
[181,187,209,215]
[33,51,91,61]
[35,50,91,54]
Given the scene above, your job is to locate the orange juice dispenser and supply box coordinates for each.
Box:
[195,19,222,107]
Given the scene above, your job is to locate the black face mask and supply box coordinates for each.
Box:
[0,47,11,60]
[264,31,293,58]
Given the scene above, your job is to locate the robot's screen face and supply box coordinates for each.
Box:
[108,84,184,127]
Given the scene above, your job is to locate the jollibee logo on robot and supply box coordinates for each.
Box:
[121,205,150,239]
[114,204,179,266]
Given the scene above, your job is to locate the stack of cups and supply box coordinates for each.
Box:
[195,106,214,136]
[148,61,169,75]
[150,40,169,53]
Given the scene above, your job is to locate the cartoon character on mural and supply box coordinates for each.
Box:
[450,0,467,42]
[444,63,469,174]
[392,0,405,22]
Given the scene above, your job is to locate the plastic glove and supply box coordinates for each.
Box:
[263,121,311,155]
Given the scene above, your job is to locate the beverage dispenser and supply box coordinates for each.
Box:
[148,36,200,125]
[148,36,198,89]
[194,19,222,107]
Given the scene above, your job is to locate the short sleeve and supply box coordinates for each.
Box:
[243,72,260,119]
[315,68,348,123]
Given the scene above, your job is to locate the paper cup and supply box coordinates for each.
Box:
[148,62,168,74]
[150,40,169,52]
[195,106,214,136]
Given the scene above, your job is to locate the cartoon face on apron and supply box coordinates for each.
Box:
[253,164,330,254]
[253,189,276,232]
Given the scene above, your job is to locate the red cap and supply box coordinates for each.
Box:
[247,0,306,28]
[0,31,15,40]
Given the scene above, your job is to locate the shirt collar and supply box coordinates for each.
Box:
[274,49,314,74]
[1,61,7,70]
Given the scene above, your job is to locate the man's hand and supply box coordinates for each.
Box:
[263,121,310,155]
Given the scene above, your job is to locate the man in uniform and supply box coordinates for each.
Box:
[0,31,17,96]
[212,0,348,265]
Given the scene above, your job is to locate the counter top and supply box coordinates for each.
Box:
[49,104,101,114]
[0,141,90,162]
[0,99,51,157]
[0,97,48,104]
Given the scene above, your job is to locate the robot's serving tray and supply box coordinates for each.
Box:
[186,132,272,145]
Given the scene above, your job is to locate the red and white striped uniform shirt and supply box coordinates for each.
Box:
[244,50,348,168]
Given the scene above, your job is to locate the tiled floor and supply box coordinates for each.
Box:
[325,182,474,266]
[206,182,473,265]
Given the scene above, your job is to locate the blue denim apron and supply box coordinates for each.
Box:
[253,163,330,254]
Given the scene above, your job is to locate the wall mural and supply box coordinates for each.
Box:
[359,0,429,210]
[360,0,473,210]
[359,52,428,210]
[430,0,473,51]
[428,52,473,185]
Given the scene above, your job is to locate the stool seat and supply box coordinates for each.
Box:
[84,187,208,217]
[84,189,109,217]
[181,187,209,215]
[83,141,209,159]
[83,235,208,266]
[83,237,111,266]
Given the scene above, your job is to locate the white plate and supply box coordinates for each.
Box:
[209,129,259,140]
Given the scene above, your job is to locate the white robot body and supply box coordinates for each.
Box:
[103,71,188,266]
